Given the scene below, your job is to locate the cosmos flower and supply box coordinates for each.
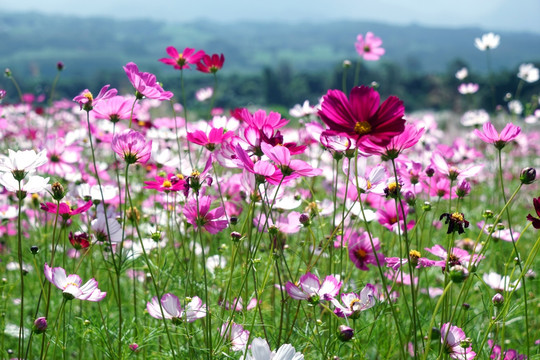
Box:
[332,283,377,318]
[424,245,484,269]
[473,122,520,149]
[474,32,500,51]
[440,323,476,359]
[40,200,93,221]
[285,272,341,304]
[123,62,173,101]
[242,337,304,360]
[355,32,385,61]
[483,272,522,292]
[183,195,228,234]
[146,293,206,323]
[44,263,106,301]
[0,173,49,194]
[527,197,540,229]
[0,149,48,178]
[159,46,205,70]
[318,86,405,149]
[112,129,152,165]
[348,231,384,271]
[517,63,539,83]
[73,85,118,111]
[92,95,136,123]
[458,83,479,95]
[144,173,186,193]
[187,127,234,151]
[196,53,225,73]
[221,322,250,352]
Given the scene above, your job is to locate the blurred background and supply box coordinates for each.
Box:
[1,0,539,112]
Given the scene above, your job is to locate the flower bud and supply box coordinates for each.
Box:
[449,265,469,283]
[4,68,12,77]
[57,61,64,71]
[33,317,47,334]
[425,166,435,177]
[492,293,504,307]
[229,216,238,225]
[460,337,472,349]
[299,213,310,226]
[462,303,470,310]
[520,167,536,185]
[230,231,242,242]
[422,201,432,211]
[343,60,352,68]
[51,182,65,201]
[483,210,494,219]
[30,245,39,255]
[337,325,354,342]
[129,343,140,353]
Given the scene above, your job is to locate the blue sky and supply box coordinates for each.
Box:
[2,0,540,34]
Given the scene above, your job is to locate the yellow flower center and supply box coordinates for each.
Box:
[366,180,372,189]
[191,170,200,177]
[83,92,93,101]
[451,212,464,222]
[66,281,79,288]
[350,298,361,309]
[176,174,184,180]
[387,182,398,192]
[409,250,421,259]
[354,121,372,135]
[162,180,172,188]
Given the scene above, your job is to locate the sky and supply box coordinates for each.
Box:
[1,0,540,34]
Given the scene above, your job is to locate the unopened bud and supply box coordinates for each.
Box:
[57,61,64,71]
[492,293,504,307]
[299,213,310,226]
[33,317,47,334]
[520,167,536,185]
[51,182,65,201]
[30,245,39,255]
[337,325,354,342]
[449,265,469,283]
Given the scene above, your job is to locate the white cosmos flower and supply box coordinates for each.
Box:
[0,172,49,193]
[242,337,304,360]
[195,87,213,102]
[517,63,539,83]
[474,32,500,51]
[0,149,48,175]
[76,183,118,202]
[455,67,468,80]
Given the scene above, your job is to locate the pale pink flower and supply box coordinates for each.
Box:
[73,85,117,111]
[458,83,479,95]
[332,283,377,318]
[286,272,341,303]
[473,122,521,149]
[355,32,385,61]
[146,293,206,323]
[221,322,250,352]
[44,263,106,301]
[440,323,476,359]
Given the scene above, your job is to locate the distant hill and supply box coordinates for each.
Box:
[1,11,540,81]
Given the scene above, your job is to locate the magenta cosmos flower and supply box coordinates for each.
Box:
[355,32,385,61]
[473,122,521,150]
[44,263,106,301]
[73,85,117,111]
[146,293,206,324]
[318,86,405,149]
[40,200,93,221]
[440,323,476,359]
[159,46,205,70]
[348,231,384,271]
[527,197,540,229]
[285,272,342,304]
[183,195,228,234]
[112,129,152,165]
[196,53,225,73]
[187,127,234,151]
[123,62,173,101]
[144,173,186,193]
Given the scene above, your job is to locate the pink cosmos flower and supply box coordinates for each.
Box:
[44,263,106,301]
[348,231,384,271]
[144,173,186,193]
[196,53,225,73]
[430,152,483,181]
[285,272,342,304]
[187,127,234,151]
[332,283,377,318]
[318,86,405,149]
[473,122,521,150]
[123,62,173,101]
[440,323,476,359]
[40,200,93,221]
[92,95,136,123]
[183,195,228,234]
[458,83,479,95]
[483,272,521,292]
[488,340,526,360]
[234,145,283,185]
[424,245,484,269]
[146,293,206,323]
[159,46,205,70]
[355,32,385,61]
[73,85,117,111]
[361,123,425,159]
[221,322,249,352]
[112,129,152,165]
[260,143,322,181]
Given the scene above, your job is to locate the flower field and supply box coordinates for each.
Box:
[0,32,539,360]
